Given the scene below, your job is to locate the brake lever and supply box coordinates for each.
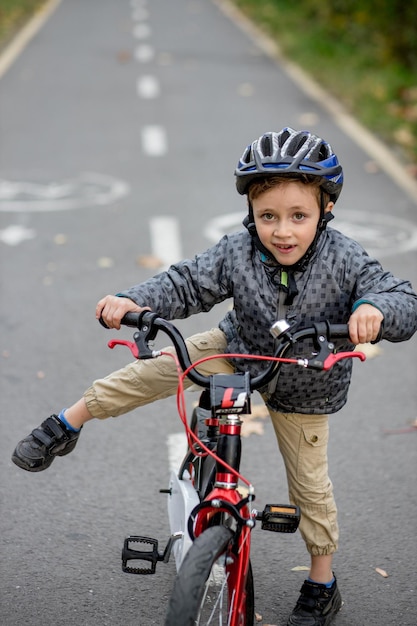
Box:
[107,324,157,360]
[321,351,366,371]
[108,339,140,359]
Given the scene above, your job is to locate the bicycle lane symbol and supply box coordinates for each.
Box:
[0,172,130,213]
[203,210,417,259]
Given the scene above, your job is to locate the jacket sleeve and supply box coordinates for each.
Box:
[351,248,417,342]
[117,235,234,319]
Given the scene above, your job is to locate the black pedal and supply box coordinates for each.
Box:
[122,536,161,574]
[257,504,300,533]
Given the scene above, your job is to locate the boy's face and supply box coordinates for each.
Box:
[252,181,333,266]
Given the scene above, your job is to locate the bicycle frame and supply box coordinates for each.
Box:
[188,415,254,625]
[108,312,366,624]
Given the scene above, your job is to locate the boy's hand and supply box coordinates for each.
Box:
[348,303,384,345]
[96,295,150,329]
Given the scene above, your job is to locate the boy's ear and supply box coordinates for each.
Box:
[324,201,334,214]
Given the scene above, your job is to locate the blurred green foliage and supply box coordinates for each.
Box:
[0,0,46,45]
[233,0,417,165]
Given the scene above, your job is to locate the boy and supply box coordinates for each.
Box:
[12,127,417,625]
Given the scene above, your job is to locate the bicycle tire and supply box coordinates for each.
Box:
[165,525,254,626]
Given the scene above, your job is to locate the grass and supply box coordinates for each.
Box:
[0,0,48,49]
[231,0,417,170]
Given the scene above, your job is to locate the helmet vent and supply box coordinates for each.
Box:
[318,142,330,160]
[278,129,291,147]
[260,135,272,157]
[289,135,307,156]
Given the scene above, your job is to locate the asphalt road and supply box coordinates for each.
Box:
[1,1,416,625]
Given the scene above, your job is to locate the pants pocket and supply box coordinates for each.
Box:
[297,421,329,487]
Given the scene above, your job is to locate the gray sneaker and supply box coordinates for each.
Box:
[12,415,81,472]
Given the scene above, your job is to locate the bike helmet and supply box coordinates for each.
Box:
[235,127,343,202]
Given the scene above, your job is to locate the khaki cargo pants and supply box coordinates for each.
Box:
[84,328,338,555]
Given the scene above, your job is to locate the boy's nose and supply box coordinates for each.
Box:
[273,221,291,237]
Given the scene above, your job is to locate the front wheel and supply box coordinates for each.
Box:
[165,525,254,626]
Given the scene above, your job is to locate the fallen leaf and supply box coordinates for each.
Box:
[355,343,382,358]
[117,50,131,63]
[364,160,379,174]
[97,257,114,268]
[54,233,67,245]
[137,254,163,269]
[291,565,310,572]
[298,112,319,126]
[237,486,250,498]
[250,403,269,418]
[237,82,254,97]
[241,420,264,437]
[375,567,389,578]
[255,612,262,622]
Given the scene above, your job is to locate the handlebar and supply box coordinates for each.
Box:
[102,312,365,390]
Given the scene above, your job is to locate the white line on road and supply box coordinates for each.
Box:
[167,433,187,472]
[133,22,151,39]
[149,216,183,268]
[0,225,36,246]
[137,75,160,99]
[141,125,168,157]
[134,44,154,63]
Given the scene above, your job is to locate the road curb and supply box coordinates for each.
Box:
[213,0,417,209]
[0,0,61,80]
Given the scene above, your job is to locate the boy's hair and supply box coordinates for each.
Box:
[247,174,330,207]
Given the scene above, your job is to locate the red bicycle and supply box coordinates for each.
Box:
[106,313,365,625]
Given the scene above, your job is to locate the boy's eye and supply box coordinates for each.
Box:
[262,213,275,221]
[293,212,305,221]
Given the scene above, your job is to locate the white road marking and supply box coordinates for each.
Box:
[167,433,187,472]
[149,216,183,268]
[0,173,130,212]
[133,22,151,39]
[0,225,36,246]
[137,75,160,99]
[134,44,154,63]
[141,125,168,157]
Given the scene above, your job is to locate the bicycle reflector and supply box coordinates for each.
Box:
[210,373,251,417]
[256,504,301,533]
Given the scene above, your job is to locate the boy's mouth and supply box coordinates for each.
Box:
[274,243,296,254]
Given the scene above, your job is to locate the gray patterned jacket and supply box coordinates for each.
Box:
[120,228,417,414]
